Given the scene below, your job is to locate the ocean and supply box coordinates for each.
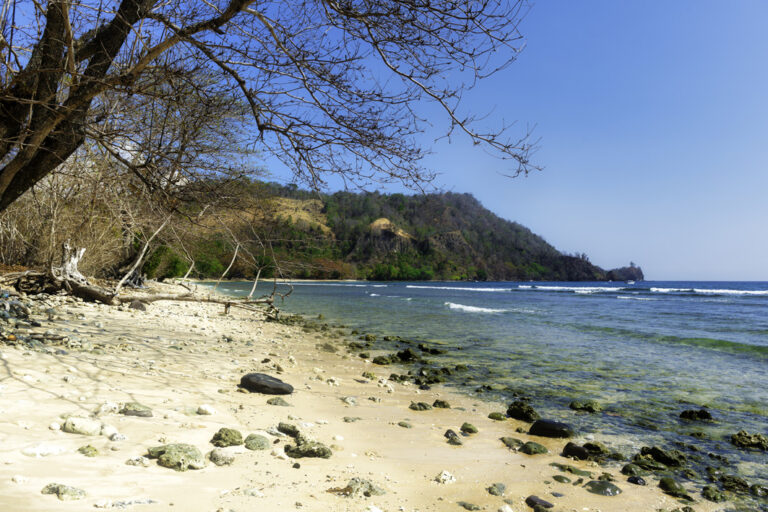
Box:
[210,280,768,491]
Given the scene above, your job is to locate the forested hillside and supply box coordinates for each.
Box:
[142,183,639,282]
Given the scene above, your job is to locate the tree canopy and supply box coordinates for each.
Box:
[0,0,536,213]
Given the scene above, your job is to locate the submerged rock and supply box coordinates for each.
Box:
[638,446,686,467]
[584,480,622,496]
[569,400,602,413]
[147,443,206,471]
[506,401,540,422]
[680,408,713,421]
[702,485,727,502]
[529,419,574,438]
[720,474,750,493]
[730,430,768,451]
[239,373,294,394]
[210,427,243,447]
[244,434,270,451]
[41,483,86,501]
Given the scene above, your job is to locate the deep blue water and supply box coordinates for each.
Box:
[210,280,768,487]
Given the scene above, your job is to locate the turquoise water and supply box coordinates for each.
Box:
[211,280,768,490]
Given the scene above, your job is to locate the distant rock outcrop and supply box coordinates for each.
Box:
[606,265,644,281]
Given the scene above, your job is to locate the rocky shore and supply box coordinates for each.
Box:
[0,284,755,511]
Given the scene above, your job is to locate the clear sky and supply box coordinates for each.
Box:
[273,1,768,281]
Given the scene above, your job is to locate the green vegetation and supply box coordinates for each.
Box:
[143,182,640,281]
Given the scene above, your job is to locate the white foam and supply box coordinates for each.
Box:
[650,287,691,293]
[444,302,507,313]
[369,293,380,297]
[617,295,656,301]
[522,285,623,293]
[650,287,768,296]
[407,285,513,292]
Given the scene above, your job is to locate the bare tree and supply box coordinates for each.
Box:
[1,0,536,214]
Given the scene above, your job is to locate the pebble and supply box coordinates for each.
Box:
[48,422,60,430]
[435,470,456,484]
[22,443,67,457]
[62,417,102,436]
[197,404,216,415]
[342,396,358,406]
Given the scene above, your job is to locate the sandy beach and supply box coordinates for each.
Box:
[0,285,720,512]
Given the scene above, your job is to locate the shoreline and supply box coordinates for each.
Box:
[0,284,726,511]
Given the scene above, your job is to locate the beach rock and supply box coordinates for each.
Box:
[525,495,553,509]
[631,454,667,472]
[278,422,300,438]
[487,482,506,496]
[550,462,592,478]
[702,485,726,502]
[372,356,391,365]
[569,400,602,413]
[584,480,622,496]
[506,401,540,422]
[239,373,293,394]
[720,474,750,493]
[488,412,506,421]
[197,404,216,415]
[41,483,86,501]
[529,419,574,438]
[498,506,514,512]
[639,446,686,467]
[128,300,147,311]
[120,402,153,417]
[409,401,432,411]
[284,433,332,459]
[125,456,151,467]
[147,443,206,471]
[398,421,413,428]
[244,434,270,451]
[627,476,646,485]
[751,484,767,497]
[433,399,450,409]
[460,422,478,434]
[457,501,480,511]
[77,445,98,457]
[266,397,290,406]
[500,437,523,449]
[562,442,589,460]
[208,448,235,466]
[553,475,571,483]
[680,408,712,421]
[342,396,357,406]
[396,348,419,362]
[730,429,768,450]
[210,427,243,447]
[444,429,463,446]
[658,477,692,500]
[62,417,102,436]
[435,470,456,484]
[335,477,386,497]
[520,441,548,455]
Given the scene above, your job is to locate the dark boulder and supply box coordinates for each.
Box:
[730,430,768,451]
[639,446,686,467]
[584,480,622,496]
[239,373,293,395]
[627,476,646,486]
[520,442,548,455]
[562,442,590,460]
[506,401,540,422]
[525,495,553,509]
[680,408,713,421]
[529,419,574,438]
[658,477,692,500]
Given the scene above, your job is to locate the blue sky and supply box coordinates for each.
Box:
[272,1,768,281]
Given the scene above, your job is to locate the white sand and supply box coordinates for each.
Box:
[0,291,718,511]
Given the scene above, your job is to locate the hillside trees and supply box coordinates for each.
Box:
[0,0,536,217]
